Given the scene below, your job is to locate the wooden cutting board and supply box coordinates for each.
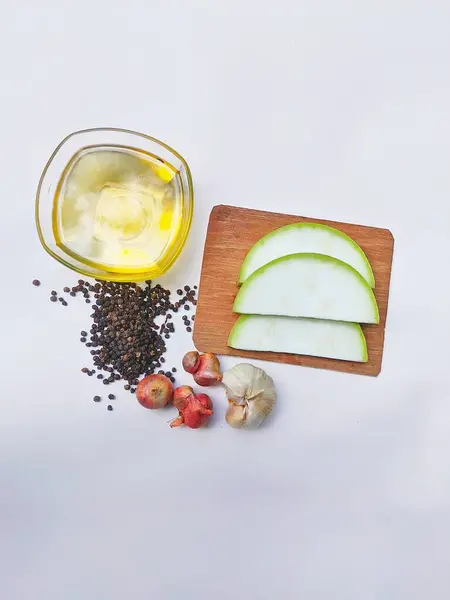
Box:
[193,205,394,376]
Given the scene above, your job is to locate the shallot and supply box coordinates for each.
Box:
[136,374,173,409]
[182,351,222,386]
[170,385,213,429]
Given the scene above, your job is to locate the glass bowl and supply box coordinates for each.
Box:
[35,128,194,282]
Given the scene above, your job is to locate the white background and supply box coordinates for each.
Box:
[1,1,450,598]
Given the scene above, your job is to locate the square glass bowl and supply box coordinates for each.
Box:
[35,128,194,282]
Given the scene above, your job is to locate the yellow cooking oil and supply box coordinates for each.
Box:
[52,145,183,274]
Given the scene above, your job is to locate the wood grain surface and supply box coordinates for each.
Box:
[193,205,394,377]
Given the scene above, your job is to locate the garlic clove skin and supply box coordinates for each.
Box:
[225,397,271,429]
[222,363,276,429]
[221,369,248,404]
[225,403,246,428]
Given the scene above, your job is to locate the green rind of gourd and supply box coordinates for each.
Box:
[357,323,369,362]
[228,314,253,347]
[238,222,375,288]
[228,315,369,363]
[233,253,380,324]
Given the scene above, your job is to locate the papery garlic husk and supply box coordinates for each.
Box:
[222,363,276,428]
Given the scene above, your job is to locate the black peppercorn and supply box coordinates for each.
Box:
[46,278,199,407]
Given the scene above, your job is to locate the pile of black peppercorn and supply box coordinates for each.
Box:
[88,281,171,386]
[33,277,198,403]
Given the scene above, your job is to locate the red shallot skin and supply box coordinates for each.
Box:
[182,351,222,386]
[182,393,213,428]
[136,374,173,409]
[182,351,200,374]
[170,386,213,429]
[173,385,194,411]
[192,353,222,386]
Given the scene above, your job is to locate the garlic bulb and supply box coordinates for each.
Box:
[222,363,276,428]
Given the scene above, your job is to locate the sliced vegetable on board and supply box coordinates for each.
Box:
[228,315,368,363]
[233,253,379,324]
[239,222,375,287]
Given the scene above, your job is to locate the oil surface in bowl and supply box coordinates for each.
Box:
[52,145,184,273]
